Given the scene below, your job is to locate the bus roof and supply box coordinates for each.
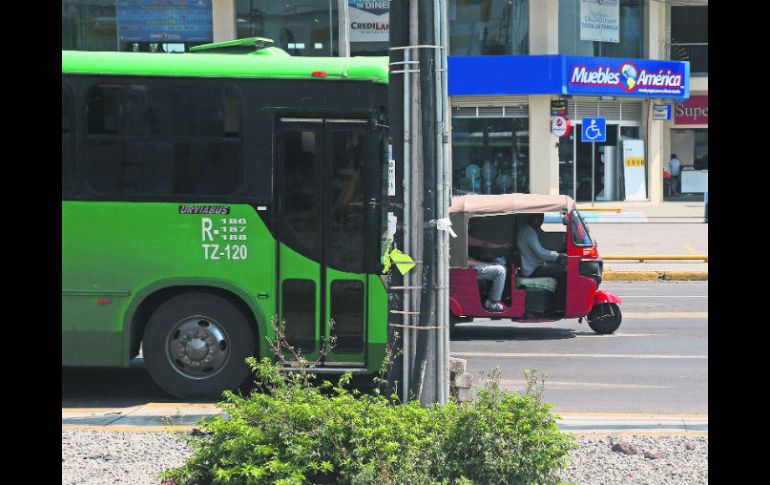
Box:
[61,49,389,84]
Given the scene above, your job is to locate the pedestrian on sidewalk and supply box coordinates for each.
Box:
[670,154,682,195]
[663,166,672,197]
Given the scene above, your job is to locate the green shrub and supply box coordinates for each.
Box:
[162,357,577,485]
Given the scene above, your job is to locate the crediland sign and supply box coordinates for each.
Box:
[349,1,390,43]
[565,56,689,99]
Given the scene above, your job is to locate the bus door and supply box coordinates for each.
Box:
[277,118,371,367]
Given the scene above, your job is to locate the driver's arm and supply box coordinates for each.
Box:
[468,234,511,249]
[519,226,559,262]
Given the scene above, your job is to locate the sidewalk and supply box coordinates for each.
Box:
[576,200,708,279]
[576,198,707,223]
[61,403,707,435]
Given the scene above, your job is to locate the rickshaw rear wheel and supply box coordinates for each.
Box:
[587,303,622,334]
[449,314,459,336]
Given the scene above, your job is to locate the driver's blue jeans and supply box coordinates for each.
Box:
[473,264,506,303]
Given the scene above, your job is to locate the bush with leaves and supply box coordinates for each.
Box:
[161,320,577,485]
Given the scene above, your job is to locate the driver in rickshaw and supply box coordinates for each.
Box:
[516,213,568,310]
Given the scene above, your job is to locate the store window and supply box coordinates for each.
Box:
[452,118,529,195]
[236,0,338,56]
[671,129,708,170]
[449,0,529,56]
[670,128,707,195]
[559,0,643,58]
[671,6,708,75]
[62,0,118,51]
[559,118,641,201]
[63,0,215,52]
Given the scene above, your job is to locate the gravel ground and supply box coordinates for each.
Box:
[62,432,192,485]
[62,431,707,485]
[561,435,708,485]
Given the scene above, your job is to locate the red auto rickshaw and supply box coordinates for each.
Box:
[449,193,622,334]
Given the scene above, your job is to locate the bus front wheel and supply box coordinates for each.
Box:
[142,292,257,399]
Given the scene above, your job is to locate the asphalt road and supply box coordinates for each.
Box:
[451,280,707,414]
[62,281,707,414]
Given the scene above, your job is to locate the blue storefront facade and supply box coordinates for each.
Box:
[448,55,690,202]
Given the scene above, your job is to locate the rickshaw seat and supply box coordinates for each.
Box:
[512,251,558,293]
[515,276,557,293]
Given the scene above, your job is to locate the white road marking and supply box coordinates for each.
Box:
[469,313,706,322]
[452,352,707,359]
[617,295,708,298]
[624,312,707,319]
[491,379,672,390]
[574,333,667,338]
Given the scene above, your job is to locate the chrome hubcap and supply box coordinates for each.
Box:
[166,316,230,379]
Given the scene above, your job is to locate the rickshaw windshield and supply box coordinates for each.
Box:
[570,209,593,246]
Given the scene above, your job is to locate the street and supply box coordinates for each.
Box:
[452,280,707,414]
[63,281,707,415]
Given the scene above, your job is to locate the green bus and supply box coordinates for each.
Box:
[62,39,392,398]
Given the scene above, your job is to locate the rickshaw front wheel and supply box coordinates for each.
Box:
[449,314,471,337]
[587,303,622,334]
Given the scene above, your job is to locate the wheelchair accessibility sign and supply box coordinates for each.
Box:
[582,117,606,143]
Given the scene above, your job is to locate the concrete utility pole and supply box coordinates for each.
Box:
[388,0,450,405]
[387,0,411,402]
[410,0,437,405]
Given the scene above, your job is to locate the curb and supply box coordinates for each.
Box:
[62,406,708,435]
[604,271,708,281]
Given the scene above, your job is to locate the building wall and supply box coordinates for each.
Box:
[62,0,705,202]
[212,0,235,42]
[448,0,694,202]
[527,0,559,195]
[664,1,708,198]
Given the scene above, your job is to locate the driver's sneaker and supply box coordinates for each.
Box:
[484,299,505,312]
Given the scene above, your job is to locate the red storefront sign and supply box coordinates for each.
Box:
[674,95,708,125]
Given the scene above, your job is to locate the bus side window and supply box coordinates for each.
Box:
[84,80,243,197]
[62,84,74,191]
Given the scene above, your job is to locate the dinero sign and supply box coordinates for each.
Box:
[674,95,708,125]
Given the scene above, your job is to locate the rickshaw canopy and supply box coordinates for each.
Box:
[449,193,576,216]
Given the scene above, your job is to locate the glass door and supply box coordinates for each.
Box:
[276,118,370,366]
[575,124,618,202]
[558,129,576,197]
[323,121,369,366]
[277,120,323,362]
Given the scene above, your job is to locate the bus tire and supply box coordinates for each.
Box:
[142,292,257,399]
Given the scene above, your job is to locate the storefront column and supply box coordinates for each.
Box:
[212,0,236,42]
[529,95,560,195]
[646,100,665,203]
[646,0,666,59]
[529,0,559,54]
